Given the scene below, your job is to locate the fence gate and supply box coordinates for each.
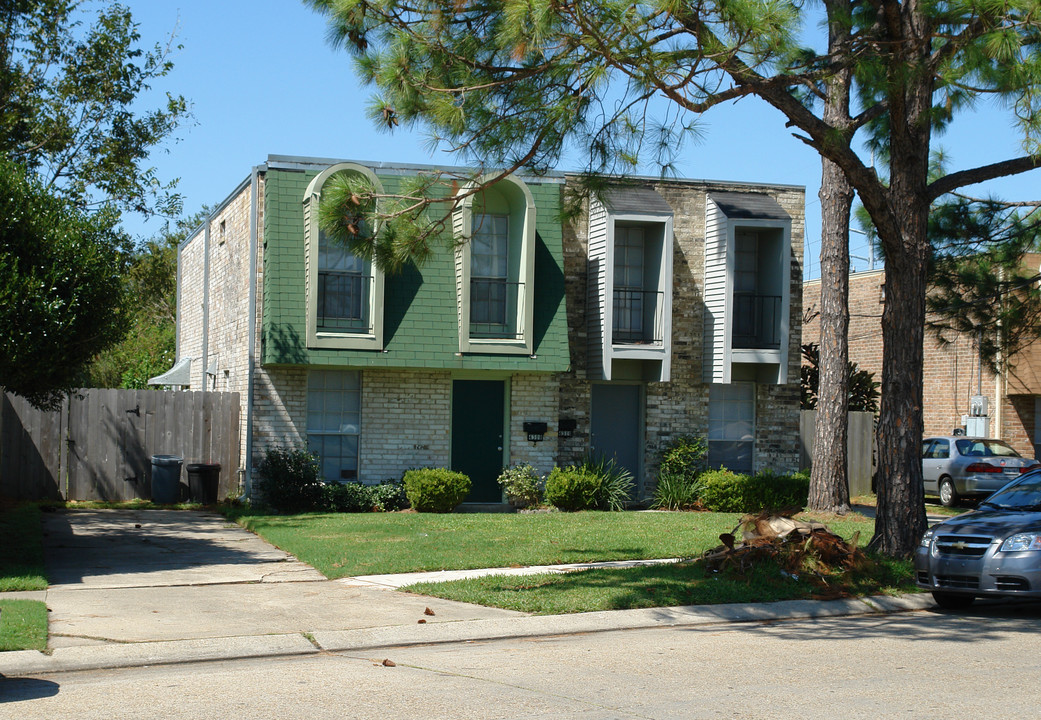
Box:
[0,389,240,502]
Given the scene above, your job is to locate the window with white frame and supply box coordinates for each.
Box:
[304,163,385,350]
[317,229,369,332]
[708,382,755,473]
[307,370,361,483]
[470,214,510,334]
[453,173,536,354]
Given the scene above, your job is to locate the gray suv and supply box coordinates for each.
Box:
[922,437,1039,507]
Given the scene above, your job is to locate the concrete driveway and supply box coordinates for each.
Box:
[28,510,521,647]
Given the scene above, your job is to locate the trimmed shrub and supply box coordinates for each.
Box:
[658,436,708,480]
[255,448,324,513]
[697,469,810,513]
[323,482,377,513]
[371,479,409,512]
[497,464,544,508]
[402,468,471,512]
[545,466,602,511]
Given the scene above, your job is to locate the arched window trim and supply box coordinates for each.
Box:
[304,163,385,351]
[453,173,536,355]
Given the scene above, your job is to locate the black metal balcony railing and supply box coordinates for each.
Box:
[612,288,665,344]
[470,278,524,339]
[317,271,371,331]
[732,293,782,349]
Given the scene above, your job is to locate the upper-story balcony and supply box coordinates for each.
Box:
[732,293,782,349]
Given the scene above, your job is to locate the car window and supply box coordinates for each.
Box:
[922,440,934,459]
[956,439,986,456]
[933,439,949,459]
[984,475,1041,509]
[981,440,1020,457]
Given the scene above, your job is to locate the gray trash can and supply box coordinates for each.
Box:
[151,455,183,504]
[186,463,221,504]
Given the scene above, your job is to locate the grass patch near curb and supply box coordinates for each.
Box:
[230,510,877,579]
[403,554,917,615]
[0,504,47,592]
[0,599,48,651]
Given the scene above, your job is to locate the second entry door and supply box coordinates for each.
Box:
[590,384,642,489]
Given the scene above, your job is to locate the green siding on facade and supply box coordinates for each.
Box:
[261,166,570,372]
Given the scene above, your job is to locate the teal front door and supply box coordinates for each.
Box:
[452,380,505,502]
[591,384,642,490]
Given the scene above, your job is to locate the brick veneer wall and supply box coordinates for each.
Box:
[560,178,804,496]
[251,367,560,484]
[803,269,1039,459]
[177,179,256,479]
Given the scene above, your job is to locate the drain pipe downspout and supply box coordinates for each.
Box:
[201,224,211,390]
[243,165,261,500]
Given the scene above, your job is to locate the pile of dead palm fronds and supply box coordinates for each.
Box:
[700,508,866,587]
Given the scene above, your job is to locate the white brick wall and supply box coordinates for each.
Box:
[509,373,560,476]
[360,369,452,481]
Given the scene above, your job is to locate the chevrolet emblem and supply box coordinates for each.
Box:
[952,541,967,550]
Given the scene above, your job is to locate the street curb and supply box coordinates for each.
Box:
[1,593,933,677]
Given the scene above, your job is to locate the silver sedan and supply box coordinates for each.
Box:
[916,470,1041,608]
[922,436,1040,507]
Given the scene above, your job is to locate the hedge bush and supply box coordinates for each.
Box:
[402,468,471,512]
[255,448,324,513]
[545,466,603,511]
[697,469,810,513]
[658,436,708,480]
[323,479,409,513]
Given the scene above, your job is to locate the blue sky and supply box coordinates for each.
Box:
[124,1,1038,280]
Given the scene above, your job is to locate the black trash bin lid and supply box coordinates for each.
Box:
[151,455,183,466]
[186,463,221,472]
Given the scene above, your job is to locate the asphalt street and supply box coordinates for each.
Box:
[4,605,1041,719]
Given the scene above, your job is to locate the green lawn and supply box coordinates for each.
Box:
[0,599,48,651]
[0,504,48,592]
[232,509,876,578]
[403,553,917,614]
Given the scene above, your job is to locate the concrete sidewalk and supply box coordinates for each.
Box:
[0,509,935,677]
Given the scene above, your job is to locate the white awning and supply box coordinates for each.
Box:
[147,357,192,387]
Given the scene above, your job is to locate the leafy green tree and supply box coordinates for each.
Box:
[926,200,1041,372]
[0,158,128,408]
[0,1,189,404]
[90,211,207,389]
[0,0,190,216]
[309,0,1041,555]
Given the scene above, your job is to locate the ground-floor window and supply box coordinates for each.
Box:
[307,370,360,482]
[708,382,755,473]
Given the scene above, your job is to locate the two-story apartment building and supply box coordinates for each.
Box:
[162,155,804,503]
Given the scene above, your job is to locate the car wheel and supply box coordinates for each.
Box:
[932,591,975,610]
[939,477,959,507]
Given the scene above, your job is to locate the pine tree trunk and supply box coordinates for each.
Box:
[867,67,933,556]
[808,2,854,514]
[808,159,853,513]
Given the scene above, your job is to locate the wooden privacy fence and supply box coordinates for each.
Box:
[0,389,240,502]
[799,410,875,497]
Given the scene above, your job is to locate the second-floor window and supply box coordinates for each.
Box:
[613,226,646,342]
[317,230,370,332]
[733,230,782,349]
[470,214,510,335]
